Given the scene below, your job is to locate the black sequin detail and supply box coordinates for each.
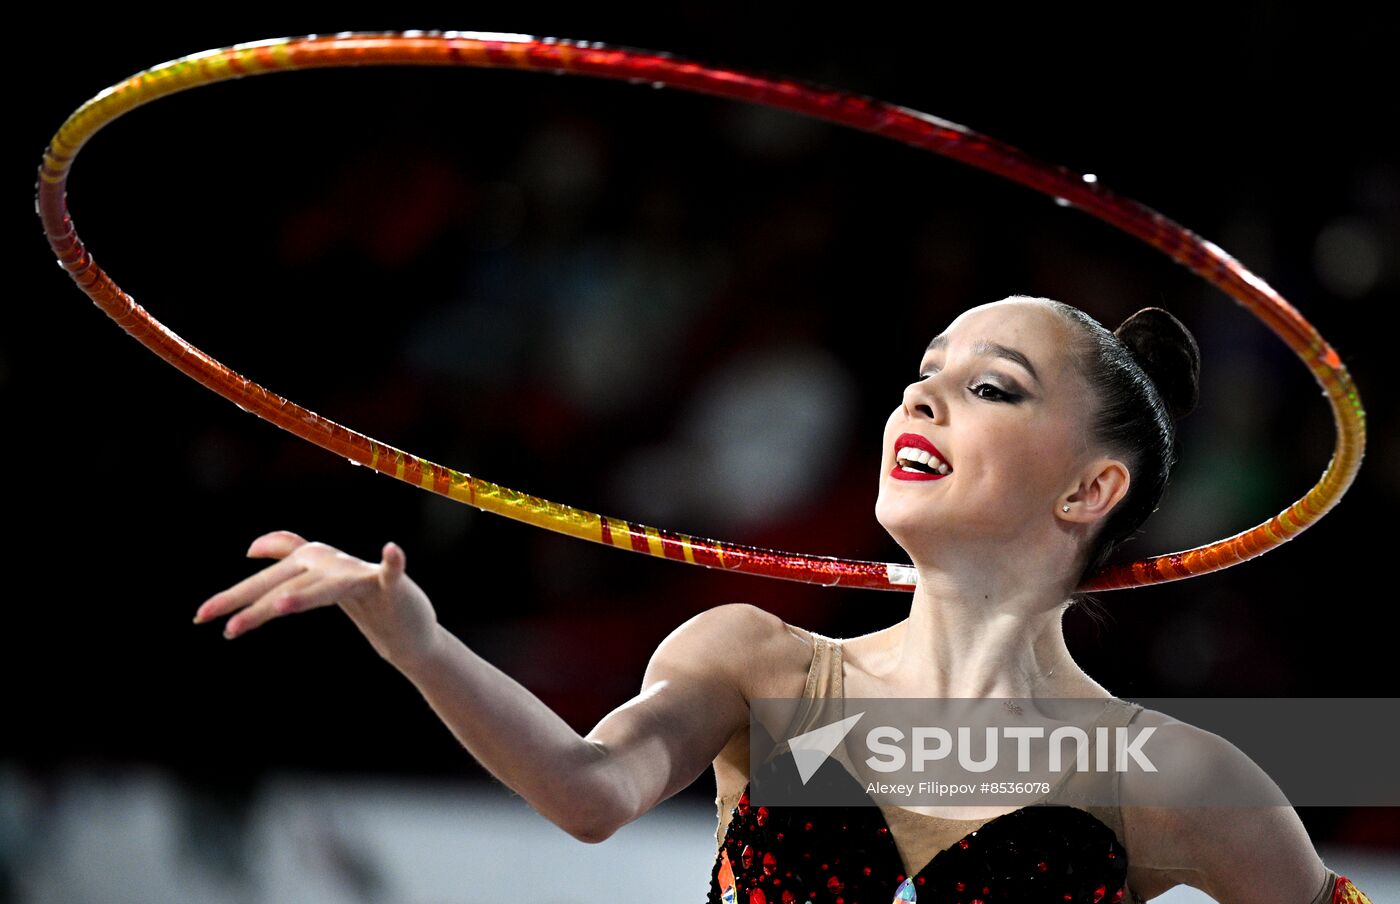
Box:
[709,753,1128,904]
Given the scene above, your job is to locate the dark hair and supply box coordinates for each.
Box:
[1025,298,1201,591]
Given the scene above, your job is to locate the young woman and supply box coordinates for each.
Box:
[192,296,1365,903]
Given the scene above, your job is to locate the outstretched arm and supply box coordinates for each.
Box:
[387,600,758,843]
[193,531,757,843]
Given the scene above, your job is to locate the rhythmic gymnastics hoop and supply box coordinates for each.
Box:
[36,31,1365,592]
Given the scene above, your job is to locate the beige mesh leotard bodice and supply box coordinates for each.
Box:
[710,630,1343,904]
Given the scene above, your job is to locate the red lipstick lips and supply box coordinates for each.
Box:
[890,432,950,481]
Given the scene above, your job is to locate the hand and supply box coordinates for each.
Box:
[193,530,441,666]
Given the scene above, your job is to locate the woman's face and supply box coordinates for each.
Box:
[875,299,1108,563]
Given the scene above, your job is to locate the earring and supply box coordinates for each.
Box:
[1062,504,1070,512]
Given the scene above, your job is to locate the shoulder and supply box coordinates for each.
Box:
[645,604,817,700]
[1122,709,1290,800]
[1119,708,1328,902]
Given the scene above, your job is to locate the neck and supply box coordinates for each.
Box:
[880,560,1087,699]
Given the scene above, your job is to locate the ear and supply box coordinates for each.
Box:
[1060,456,1130,526]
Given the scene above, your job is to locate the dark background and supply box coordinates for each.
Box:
[9,2,1398,858]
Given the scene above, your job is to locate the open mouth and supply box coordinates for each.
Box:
[892,432,951,479]
[896,448,949,475]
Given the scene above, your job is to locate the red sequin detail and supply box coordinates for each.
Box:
[712,781,1131,902]
[749,890,766,904]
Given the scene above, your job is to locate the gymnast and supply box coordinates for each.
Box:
[192,295,1365,903]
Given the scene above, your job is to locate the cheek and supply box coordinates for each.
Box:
[999,434,1044,473]
[965,423,1069,493]
[1006,426,1079,494]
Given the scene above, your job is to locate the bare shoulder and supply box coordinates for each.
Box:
[1120,708,1328,902]
[648,603,816,701]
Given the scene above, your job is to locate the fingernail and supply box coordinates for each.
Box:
[192,613,204,624]
[223,626,237,639]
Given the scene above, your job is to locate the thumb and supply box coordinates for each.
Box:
[248,530,307,559]
[379,541,406,589]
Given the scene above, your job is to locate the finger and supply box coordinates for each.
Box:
[228,565,376,638]
[378,541,405,592]
[247,530,309,559]
[194,554,308,625]
[224,568,332,639]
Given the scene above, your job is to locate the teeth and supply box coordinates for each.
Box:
[896,445,951,474]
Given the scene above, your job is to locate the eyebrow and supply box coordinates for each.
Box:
[924,334,1042,385]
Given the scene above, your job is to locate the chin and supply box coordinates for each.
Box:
[875,494,936,548]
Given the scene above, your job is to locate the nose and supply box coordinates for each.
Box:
[902,376,944,423]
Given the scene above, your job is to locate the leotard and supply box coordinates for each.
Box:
[708,630,1350,903]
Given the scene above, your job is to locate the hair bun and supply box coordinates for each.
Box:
[1114,307,1201,420]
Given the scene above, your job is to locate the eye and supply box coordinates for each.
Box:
[970,382,1017,402]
